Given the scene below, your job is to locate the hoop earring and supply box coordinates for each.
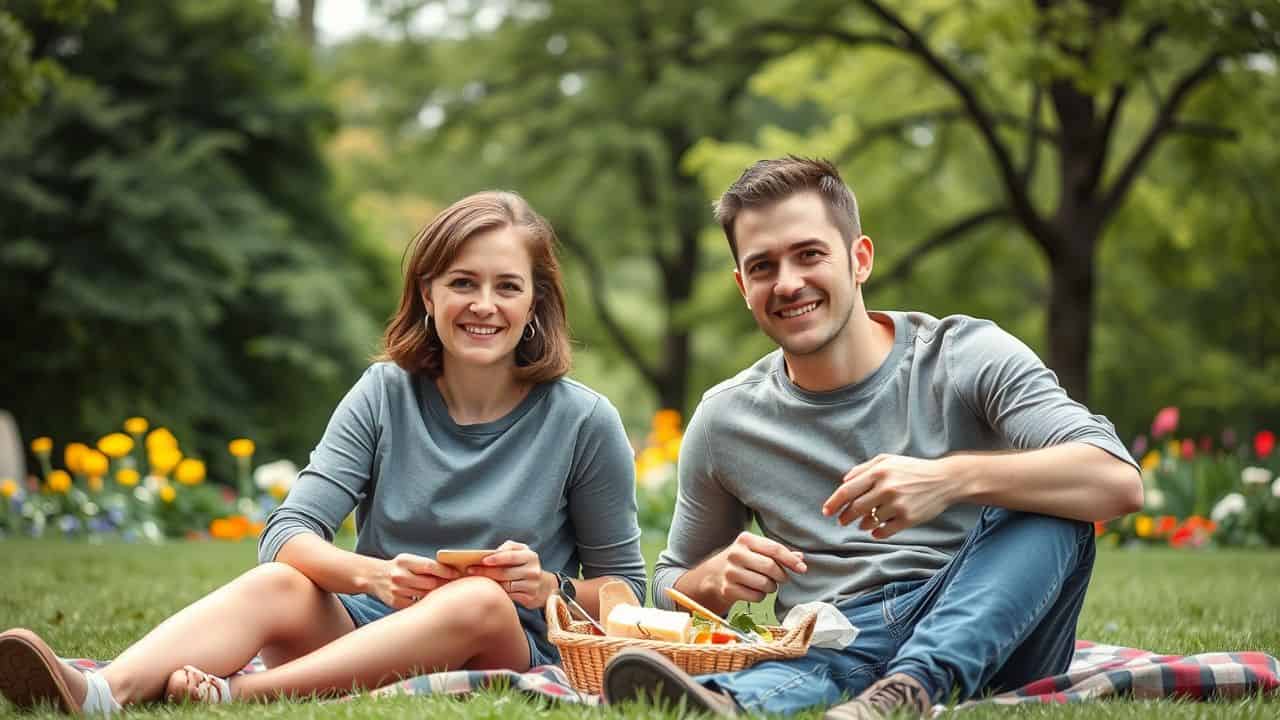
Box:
[423,312,432,336]
[522,318,537,341]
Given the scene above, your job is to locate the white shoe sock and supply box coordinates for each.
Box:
[80,670,122,715]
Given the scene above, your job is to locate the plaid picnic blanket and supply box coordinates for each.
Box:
[71,639,1278,708]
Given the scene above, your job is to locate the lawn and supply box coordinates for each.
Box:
[1,540,1277,719]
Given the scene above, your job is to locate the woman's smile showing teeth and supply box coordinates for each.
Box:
[463,324,502,336]
[776,300,821,319]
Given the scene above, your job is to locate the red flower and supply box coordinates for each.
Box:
[1093,521,1106,537]
[1255,430,1276,458]
[1151,407,1179,438]
[1169,524,1195,549]
[1157,515,1177,535]
[1198,435,1212,454]
[1180,438,1195,460]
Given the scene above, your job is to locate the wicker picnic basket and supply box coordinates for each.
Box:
[545,594,817,695]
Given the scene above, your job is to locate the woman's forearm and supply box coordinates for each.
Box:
[274,532,387,595]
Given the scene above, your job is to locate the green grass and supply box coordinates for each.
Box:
[1,541,1277,718]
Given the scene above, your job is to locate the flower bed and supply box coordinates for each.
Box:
[1,418,304,542]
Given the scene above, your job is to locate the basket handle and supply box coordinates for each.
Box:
[777,608,819,648]
[544,591,574,633]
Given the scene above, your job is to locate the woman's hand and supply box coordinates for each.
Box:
[368,553,461,609]
[466,540,549,609]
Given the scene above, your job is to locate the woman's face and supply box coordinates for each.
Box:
[422,226,536,373]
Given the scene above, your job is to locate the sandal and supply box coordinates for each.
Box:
[166,665,232,704]
[0,627,119,714]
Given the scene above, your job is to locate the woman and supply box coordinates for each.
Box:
[0,191,646,713]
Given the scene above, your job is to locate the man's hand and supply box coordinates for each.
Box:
[369,553,461,609]
[822,454,959,540]
[682,531,806,612]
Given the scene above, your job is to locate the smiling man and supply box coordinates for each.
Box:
[601,157,1143,719]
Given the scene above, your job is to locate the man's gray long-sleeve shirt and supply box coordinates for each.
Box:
[260,362,647,615]
[653,311,1136,618]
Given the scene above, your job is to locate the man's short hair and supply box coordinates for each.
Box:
[713,156,862,265]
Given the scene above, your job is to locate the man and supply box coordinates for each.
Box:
[602,157,1142,719]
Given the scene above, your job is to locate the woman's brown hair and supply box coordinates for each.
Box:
[379,191,571,383]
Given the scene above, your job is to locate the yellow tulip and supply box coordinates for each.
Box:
[663,435,683,462]
[124,417,149,435]
[115,468,140,487]
[175,459,206,486]
[88,476,104,493]
[269,483,288,501]
[64,443,90,475]
[30,437,53,454]
[1135,515,1154,538]
[1,478,17,498]
[80,450,109,479]
[48,470,72,494]
[149,446,182,476]
[145,427,178,453]
[228,438,255,458]
[97,433,134,459]
[1140,450,1161,471]
[640,446,666,470]
[159,484,176,503]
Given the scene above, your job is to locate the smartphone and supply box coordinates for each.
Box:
[436,548,498,570]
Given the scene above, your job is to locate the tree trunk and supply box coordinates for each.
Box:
[297,0,317,48]
[1045,232,1096,403]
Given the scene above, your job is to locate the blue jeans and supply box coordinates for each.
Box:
[699,507,1096,715]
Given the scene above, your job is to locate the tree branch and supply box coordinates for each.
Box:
[857,0,1046,238]
[874,207,1013,287]
[1100,52,1223,220]
[1021,83,1043,186]
[1085,21,1168,195]
[556,228,662,388]
[1170,120,1239,141]
[838,105,1058,165]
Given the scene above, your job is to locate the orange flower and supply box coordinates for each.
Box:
[30,437,53,454]
[96,433,134,459]
[64,443,90,475]
[210,515,253,541]
[1156,515,1177,535]
[80,450,109,480]
[1093,521,1106,537]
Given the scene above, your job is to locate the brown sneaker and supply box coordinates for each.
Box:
[602,648,740,716]
[0,628,87,713]
[822,673,931,719]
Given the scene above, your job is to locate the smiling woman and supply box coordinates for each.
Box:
[0,191,645,712]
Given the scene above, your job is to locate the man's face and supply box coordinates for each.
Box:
[733,192,867,357]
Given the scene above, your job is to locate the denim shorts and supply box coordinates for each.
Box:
[337,592,560,668]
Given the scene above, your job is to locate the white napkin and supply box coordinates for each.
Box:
[782,601,859,649]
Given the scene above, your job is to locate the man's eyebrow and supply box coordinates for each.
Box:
[741,238,826,268]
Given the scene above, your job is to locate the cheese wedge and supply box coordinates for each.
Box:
[598,579,641,624]
[605,604,692,643]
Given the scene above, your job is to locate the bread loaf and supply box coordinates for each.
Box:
[605,604,692,643]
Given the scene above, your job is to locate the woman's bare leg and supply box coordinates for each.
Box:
[229,576,529,701]
[99,562,354,704]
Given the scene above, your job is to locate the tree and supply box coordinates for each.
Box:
[0,0,388,475]
[350,0,785,415]
[706,0,1280,403]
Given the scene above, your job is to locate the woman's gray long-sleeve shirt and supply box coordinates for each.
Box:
[259,362,647,625]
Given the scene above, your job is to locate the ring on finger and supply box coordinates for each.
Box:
[409,594,420,601]
[506,579,514,592]
[869,506,881,525]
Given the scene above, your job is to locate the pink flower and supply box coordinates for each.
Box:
[1131,435,1148,457]
[1180,438,1195,460]
[1151,407,1179,438]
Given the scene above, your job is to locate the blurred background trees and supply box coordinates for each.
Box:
[3,0,1279,475]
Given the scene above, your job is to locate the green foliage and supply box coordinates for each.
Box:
[0,0,388,477]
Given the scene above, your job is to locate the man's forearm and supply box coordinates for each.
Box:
[670,553,735,616]
[945,442,1142,522]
